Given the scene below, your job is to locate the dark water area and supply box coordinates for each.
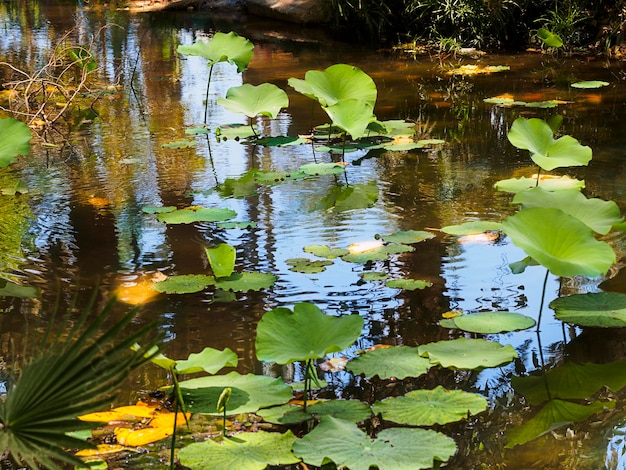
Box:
[3,1,626,468]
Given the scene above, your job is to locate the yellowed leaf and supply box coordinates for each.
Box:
[319,357,348,372]
[75,444,128,457]
[442,310,463,319]
[115,426,172,446]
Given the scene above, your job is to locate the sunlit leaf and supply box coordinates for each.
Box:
[441,221,502,235]
[255,302,364,364]
[217,83,289,119]
[418,338,517,369]
[380,230,435,244]
[205,244,236,278]
[571,80,609,89]
[185,126,210,135]
[254,170,306,184]
[151,274,215,294]
[141,206,176,214]
[216,123,256,140]
[177,32,254,72]
[292,416,456,470]
[299,162,345,176]
[342,243,413,263]
[175,347,238,375]
[157,207,236,224]
[303,245,349,259]
[385,279,432,290]
[347,346,431,379]
[348,240,384,254]
[178,430,299,470]
[373,386,487,426]
[494,175,585,193]
[0,118,32,167]
[322,99,377,140]
[319,357,348,372]
[214,272,276,291]
[75,444,129,457]
[550,292,626,328]
[359,271,388,281]
[448,311,536,333]
[536,28,563,47]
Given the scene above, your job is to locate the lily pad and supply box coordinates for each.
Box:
[214,272,277,292]
[177,31,254,73]
[151,274,215,294]
[373,386,487,426]
[255,302,364,364]
[216,124,256,140]
[347,346,431,379]
[303,245,349,259]
[380,230,435,244]
[449,311,536,334]
[385,279,432,290]
[299,162,345,176]
[494,175,585,193]
[342,244,414,263]
[174,347,238,375]
[161,140,196,149]
[571,80,609,89]
[142,205,176,215]
[217,83,289,119]
[258,400,371,425]
[313,182,378,212]
[254,136,308,146]
[185,126,210,135]
[418,338,517,369]
[157,207,236,224]
[205,244,236,278]
[550,292,626,328]
[0,117,32,167]
[441,221,502,235]
[292,416,457,470]
[359,271,388,281]
[254,170,306,184]
[178,430,299,470]
[502,207,616,277]
[286,258,333,274]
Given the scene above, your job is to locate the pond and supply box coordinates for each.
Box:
[2,1,626,469]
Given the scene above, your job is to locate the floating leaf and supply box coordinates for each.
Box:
[571,80,609,89]
[161,139,196,149]
[448,311,536,333]
[217,221,257,229]
[214,272,276,292]
[303,245,349,259]
[141,206,176,214]
[347,346,431,379]
[178,430,299,470]
[286,258,333,274]
[441,221,502,235]
[205,244,236,278]
[419,338,517,369]
[185,126,210,135]
[373,386,487,426]
[502,208,616,277]
[342,243,414,263]
[175,347,238,375]
[380,230,435,244]
[385,279,432,290]
[216,123,256,140]
[254,136,308,146]
[536,28,563,47]
[299,162,345,176]
[151,274,215,294]
[313,182,378,212]
[359,271,388,281]
[0,117,32,167]
[255,302,364,364]
[177,31,254,73]
[114,426,171,447]
[254,170,306,184]
[258,400,371,425]
[292,416,456,470]
[157,207,236,224]
[505,399,612,448]
[550,292,626,328]
[494,175,585,193]
[217,83,289,119]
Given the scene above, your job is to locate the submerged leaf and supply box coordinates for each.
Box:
[385,279,432,290]
[571,80,609,89]
[447,311,536,333]
[205,244,236,278]
[214,272,277,292]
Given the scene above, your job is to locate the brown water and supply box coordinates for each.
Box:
[3,2,626,468]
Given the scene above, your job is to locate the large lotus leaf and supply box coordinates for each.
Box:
[179,372,292,415]
[342,244,414,263]
[450,311,536,334]
[217,83,288,119]
[151,274,215,294]
[322,99,377,140]
[214,272,276,292]
[373,386,487,426]
[501,207,616,277]
[205,244,236,278]
[292,416,456,470]
[512,360,626,405]
[174,347,238,375]
[418,338,517,369]
[178,430,298,470]
[441,221,502,235]
[385,279,432,290]
[512,187,622,235]
[258,400,371,425]
[550,292,626,328]
[313,182,378,212]
[255,302,364,364]
[303,245,349,259]
[176,31,254,72]
[288,64,377,108]
[380,230,435,244]
[507,117,591,171]
[494,175,585,193]
[536,28,563,47]
[347,346,431,380]
[505,399,613,448]
[157,207,236,224]
[0,118,32,167]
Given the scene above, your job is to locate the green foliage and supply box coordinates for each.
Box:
[217,83,289,119]
[442,311,536,334]
[0,118,31,167]
[418,338,518,369]
[156,207,236,224]
[550,292,626,328]
[347,346,431,380]
[176,31,253,72]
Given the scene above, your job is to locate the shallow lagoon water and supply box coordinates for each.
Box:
[2,2,626,468]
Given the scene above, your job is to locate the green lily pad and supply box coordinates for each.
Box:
[441,221,502,235]
[299,162,346,176]
[258,400,371,425]
[217,83,289,119]
[342,244,414,263]
[179,372,292,415]
[449,311,536,334]
[347,346,431,379]
[571,80,609,89]
[253,170,306,184]
[0,280,38,298]
[303,245,349,259]
[254,136,308,146]
[385,279,432,290]
[286,258,333,274]
[418,338,517,369]
[508,256,539,274]
[175,347,238,375]
[313,182,378,212]
[505,399,613,448]
[0,118,32,167]
[177,31,254,73]
[380,230,435,244]
[494,175,585,193]
[536,28,563,48]
[512,187,622,235]
[185,126,210,135]
[205,244,236,278]
[373,385,487,426]
[550,292,626,328]
[292,416,457,470]
[152,274,215,294]
[359,271,388,281]
[161,139,196,149]
[255,302,364,364]
[178,430,299,470]
[502,207,616,277]
[214,272,276,292]
[142,206,176,214]
[157,207,236,224]
[216,124,256,141]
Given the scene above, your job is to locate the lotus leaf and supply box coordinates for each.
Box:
[185,126,209,135]
[385,279,432,290]
[292,416,456,470]
[505,399,612,448]
[322,99,377,140]
[216,123,256,140]
[448,311,536,333]
[286,258,333,274]
[217,221,257,229]
[156,207,236,224]
[258,400,371,425]
[342,243,414,263]
[303,245,349,259]
[441,221,502,235]
[142,206,176,214]
[571,80,609,89]
[550,292,626,328]
[217,83,289,119]
[507,117,591,171]
[536,28,563,47]
[359,271,388,281]
[299,162,345,176]
[179,372,292,415]
[174,347,238,375]
[255,302,364,364]
[501,208,616,277]
[495,175,585,193]
[373,385,487,426]
[177,430,299,470]
[313,182,378,212]
[214,272,276,292]
[288,64,377,108]
[380,230,435,244]
[151,274,215,294]
[0,118,32,167]
[176,32,253,72]
[418,337,517,369]
[205,244,236,278]
[347,346,431,379]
